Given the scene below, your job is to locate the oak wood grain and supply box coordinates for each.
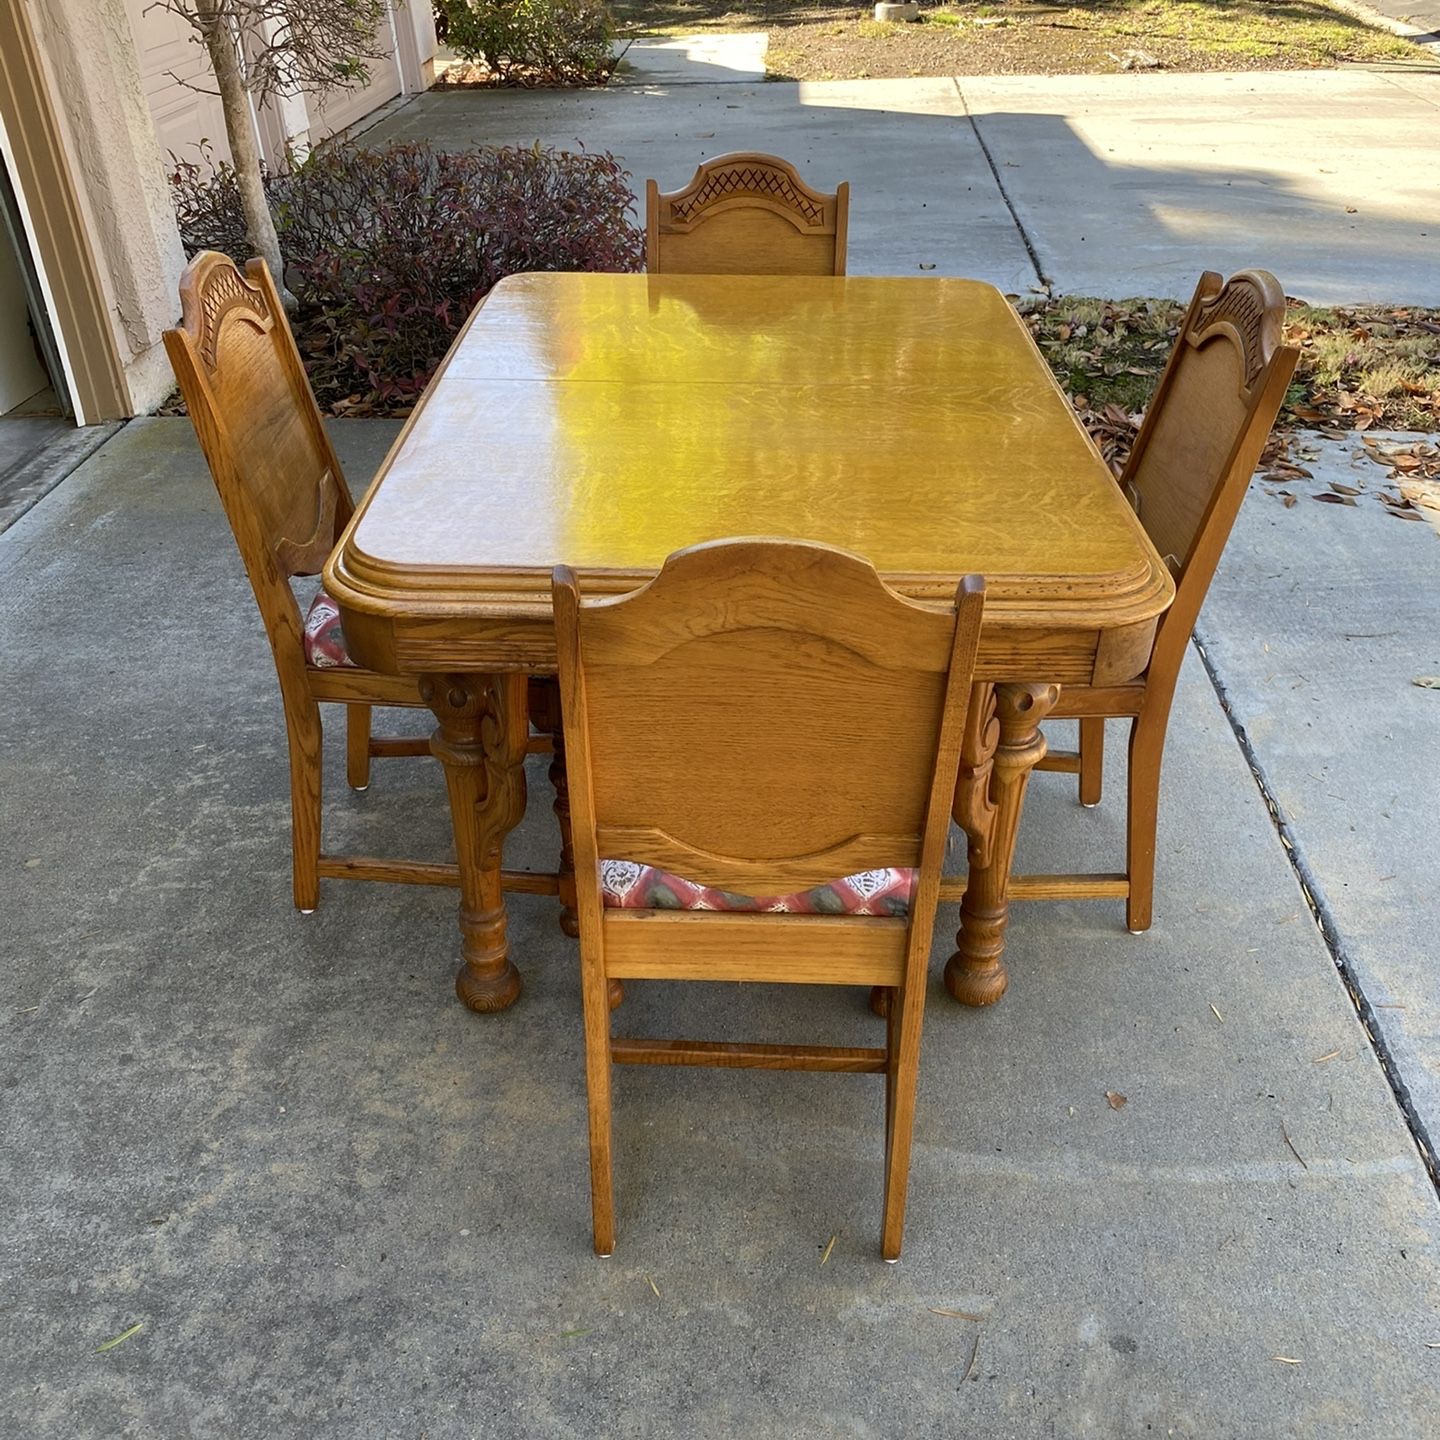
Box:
[164,252,513,912]
[554,539,983,1259]
[1023,270,1298,932]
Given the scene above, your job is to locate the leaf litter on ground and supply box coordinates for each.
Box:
[1022,296,1440,508]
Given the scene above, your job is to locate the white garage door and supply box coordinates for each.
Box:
[124,0,232,168]
[124,1,404,170]
[307,43,404,143]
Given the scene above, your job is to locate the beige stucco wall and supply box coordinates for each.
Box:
[30,0,186,415]
[15,0,435,419]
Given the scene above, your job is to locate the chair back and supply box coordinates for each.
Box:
[1123,270,1298,658]
[164,252,353,678]
[555,539,982,911]
[645,153,849,276]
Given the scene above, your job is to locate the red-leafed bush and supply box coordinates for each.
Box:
[170,140,643,410]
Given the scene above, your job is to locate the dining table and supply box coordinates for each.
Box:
[324,271,1175,1016]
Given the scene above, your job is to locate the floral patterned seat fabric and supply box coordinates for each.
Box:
[303,589,354,669]
[599,860,915,917]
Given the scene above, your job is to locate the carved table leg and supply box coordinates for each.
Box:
[422,673,528,1014]
[944,681,1060,1007]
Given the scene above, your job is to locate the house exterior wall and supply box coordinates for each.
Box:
[21,0,188,418]
[123,0,437,171]
[2,1,437,422]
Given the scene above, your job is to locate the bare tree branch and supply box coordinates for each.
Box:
[156,0,396,297]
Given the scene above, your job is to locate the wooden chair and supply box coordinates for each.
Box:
[165,251,470,912]
[645,152,849,276]
[1027,270,1299,931]
[554,539,984,1259]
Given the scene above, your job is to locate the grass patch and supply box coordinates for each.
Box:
[611,0,1424,78]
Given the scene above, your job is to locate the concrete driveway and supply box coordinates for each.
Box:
[3,420,1439,1436]
[363,67,1440,305]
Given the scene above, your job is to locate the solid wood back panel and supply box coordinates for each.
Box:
[646,153,849,276]
[1123,270,1298,636]
[555,539,982,895]
[164,252,351,584]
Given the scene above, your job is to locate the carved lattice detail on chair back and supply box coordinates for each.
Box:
[647,152,849,276]
[671,158,827,230]
[193,254,272,373]
[1185,269,1285,404]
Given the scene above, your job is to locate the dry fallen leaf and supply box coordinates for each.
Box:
[1105,1090,1128,1110]
[1413,677,1440,690]
[1272,1355,1303,1365]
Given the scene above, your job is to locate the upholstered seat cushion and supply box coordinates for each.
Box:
[303,589,354,669]
[598,860,914,917]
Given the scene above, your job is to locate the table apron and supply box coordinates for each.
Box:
[341,608,1158,688]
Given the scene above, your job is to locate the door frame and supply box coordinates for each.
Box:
[0,0,131,424]
[0,157,70,415]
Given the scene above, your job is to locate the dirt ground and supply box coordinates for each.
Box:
[612,0,1424,79]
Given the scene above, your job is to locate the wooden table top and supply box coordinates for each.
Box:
[329,272,1172,633]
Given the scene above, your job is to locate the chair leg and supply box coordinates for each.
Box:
[1078,717,1104,808]
[1125,713,1166,933]
[286,702,324,913]
[550,729,580,940]
[345,703,372,791]
[880,981,923,1261]
[581,956,617,1256]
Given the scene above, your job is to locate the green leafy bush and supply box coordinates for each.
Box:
[169,140,643,408]
[436,0,615,84]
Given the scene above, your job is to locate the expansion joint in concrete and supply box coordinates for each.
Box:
[1193,628,1440,1198]
[951,77,1050,292]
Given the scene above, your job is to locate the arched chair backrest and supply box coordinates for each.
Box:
[555,538,981,901]
[645,153,850,277]
[1123,269,1299,658]
[163,252,353,677]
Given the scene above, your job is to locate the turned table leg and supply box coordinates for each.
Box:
[422,673,528,1014]
[945,680,1060,1007]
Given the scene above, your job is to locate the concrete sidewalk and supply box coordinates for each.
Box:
[367,67,1440,304]
[1199,433,1440,1175]
[3,420,1439,1436]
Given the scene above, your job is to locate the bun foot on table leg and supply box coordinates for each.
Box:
[607,978,624,1010]
[869,985,893,1019]
[424,672,530,1019]
[560,908,581,939]
[455,897,524,1014]
[943,951,1009,1007]
[456,957,523,1013]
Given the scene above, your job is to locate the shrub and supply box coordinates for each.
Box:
[436,0,615,85]
[169,144,251,260]
[169,140,644,408]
